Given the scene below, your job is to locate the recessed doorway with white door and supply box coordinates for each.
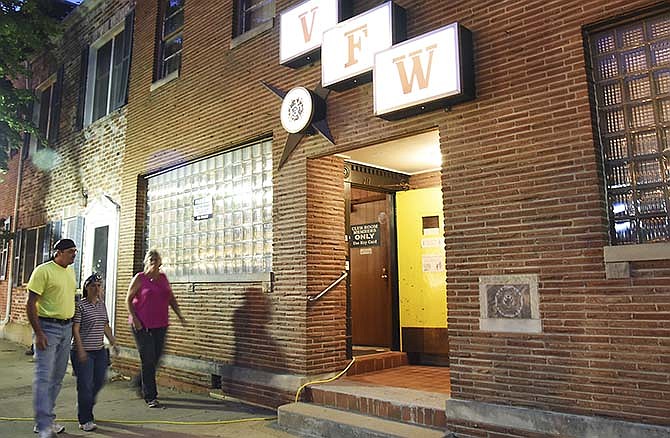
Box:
[81,195,120,331]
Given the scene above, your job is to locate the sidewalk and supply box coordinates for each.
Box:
[0,338,299,438]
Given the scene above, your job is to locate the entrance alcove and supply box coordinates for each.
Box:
[329,130,450,382]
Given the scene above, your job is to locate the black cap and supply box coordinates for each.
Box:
[82,272,102,297]
[53,238,76,251]
[83,272,102,290]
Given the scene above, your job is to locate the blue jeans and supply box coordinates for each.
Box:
[70,348,108,424]
[132,327,167,402]
[33,320,72,433]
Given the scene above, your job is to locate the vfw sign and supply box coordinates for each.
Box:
[279,0,474,120]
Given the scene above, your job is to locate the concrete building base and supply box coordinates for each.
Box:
[0,321,33,346]
[278,402,446,438]
[446,398,670,438]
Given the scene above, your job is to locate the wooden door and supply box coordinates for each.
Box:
[350,188,392,347]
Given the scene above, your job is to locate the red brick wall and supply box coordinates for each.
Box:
[438,0,670,427]
[0,155,19,318]
[0,156,18,219]
[306,156,348,372]
[118,0,670,427]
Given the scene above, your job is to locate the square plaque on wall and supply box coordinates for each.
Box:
[479,274,542,333]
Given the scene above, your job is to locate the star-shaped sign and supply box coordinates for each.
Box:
[262,81,334,169]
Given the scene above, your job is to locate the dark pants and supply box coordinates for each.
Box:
[70,348,107,424]
[132,327,167,402]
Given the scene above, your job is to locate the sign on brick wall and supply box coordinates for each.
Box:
[478,274,542,333]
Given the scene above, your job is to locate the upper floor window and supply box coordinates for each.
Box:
[30,71,62,154]
[234,0,274,37]
[156,0,184,81]
[85,18,133,125]
[588,12,670,245]
[37,83,55,142]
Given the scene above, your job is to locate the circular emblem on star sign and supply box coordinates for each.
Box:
[281,87,315,134]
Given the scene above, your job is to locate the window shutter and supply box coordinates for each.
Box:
[72,217,85,288]
[24,98,40,157]
[12,229,22,287]
[41,223,51,264]
[41,221,61,263]
[22,112,32,159]
[121,10,134,105]
[48,65,64,143]
[52,220,62,243]
[153,2,164,82]
[0,218,8,280]
[76,46,89,130]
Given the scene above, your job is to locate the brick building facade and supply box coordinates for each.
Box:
[2,0,670,436]
[111,0,670,435]
[0,0,133,341]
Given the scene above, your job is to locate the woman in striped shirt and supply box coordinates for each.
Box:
[71,273,118,432]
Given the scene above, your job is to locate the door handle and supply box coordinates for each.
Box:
[381,267,388,279]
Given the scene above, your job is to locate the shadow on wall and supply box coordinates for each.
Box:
[225,286,287,405]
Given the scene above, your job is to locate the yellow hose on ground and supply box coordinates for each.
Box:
[0,416,276,425]
[294,357,356,403]
[0,357,356,425]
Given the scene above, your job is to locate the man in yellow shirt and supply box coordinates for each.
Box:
[26,238,78,438]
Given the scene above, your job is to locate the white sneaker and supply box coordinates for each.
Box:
[33,423,64,434]
[79,421,97,432]
[37,430,55,438]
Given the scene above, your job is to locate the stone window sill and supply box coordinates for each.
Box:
[603,242,670,262]
[150,70,179,92]
[603,242,670,279]
[230,19,274,50]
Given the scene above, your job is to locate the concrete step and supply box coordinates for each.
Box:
[278,402,448,438]
[347,351,408,376]
[306,379,449,429]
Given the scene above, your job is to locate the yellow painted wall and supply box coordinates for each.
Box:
[396,187,447,333]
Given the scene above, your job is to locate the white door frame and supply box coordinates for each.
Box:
[82,195,120,332]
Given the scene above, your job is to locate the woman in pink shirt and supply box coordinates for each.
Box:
[126,249,185,408]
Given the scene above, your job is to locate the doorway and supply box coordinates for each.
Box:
[82,195,120,331]
[342,130,448,364]
[345,162,407,353]
[349,186,395,349]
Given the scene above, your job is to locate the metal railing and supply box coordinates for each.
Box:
[307,271,348,302]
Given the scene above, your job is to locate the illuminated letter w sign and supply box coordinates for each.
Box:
[392,44,437,94]
[373,23,474,120]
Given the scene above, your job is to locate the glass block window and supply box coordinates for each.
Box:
[590,12,670,244]
[145,140,273,282]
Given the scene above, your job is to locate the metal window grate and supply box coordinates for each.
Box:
[591,12,670,244]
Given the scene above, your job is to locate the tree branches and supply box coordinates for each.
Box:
[0,0,62,170]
